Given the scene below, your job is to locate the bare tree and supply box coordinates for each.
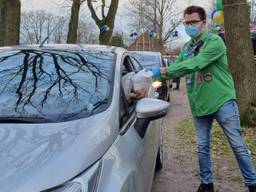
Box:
[128,0,152,33]
[0,0,20,46]
[20,10,67,44]
[129,0,182,51]
[223,0,256,126]
[87,0,119,45]
[77,20,99,44]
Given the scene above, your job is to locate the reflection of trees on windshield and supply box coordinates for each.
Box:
[0,49,114,121]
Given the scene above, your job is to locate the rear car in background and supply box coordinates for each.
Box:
[162,55,180,89]
[162,55,177,67]
[0,44,169,192]
[130,51,170,101]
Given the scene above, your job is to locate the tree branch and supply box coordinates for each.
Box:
[101,0,106,19]
[105,0,119,26]
[87,0,101,26]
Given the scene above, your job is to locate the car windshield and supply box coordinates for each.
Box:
[132,52,160,68]
[0,48,115,123]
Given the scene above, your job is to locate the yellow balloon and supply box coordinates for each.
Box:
[213,11,224,24]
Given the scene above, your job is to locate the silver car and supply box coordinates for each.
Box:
[0,44,169,192]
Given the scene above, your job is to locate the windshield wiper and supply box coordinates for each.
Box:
[91,99,109,111]
[0,116,53,123]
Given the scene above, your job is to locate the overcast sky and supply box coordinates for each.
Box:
[20,0,213,14]
[20,0,213,47]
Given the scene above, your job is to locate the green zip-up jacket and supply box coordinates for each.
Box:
[162,31,236,117]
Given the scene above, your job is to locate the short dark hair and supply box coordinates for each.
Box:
[184,6,206,21]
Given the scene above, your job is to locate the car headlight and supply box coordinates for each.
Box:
[47,161,102,192]
[152,81,162,89]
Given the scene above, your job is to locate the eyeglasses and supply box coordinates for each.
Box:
[183,20,204,26]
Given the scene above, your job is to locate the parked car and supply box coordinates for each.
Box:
[130,51,171,101]
[162,55,176,66]
[0,44,169,192]
[162,55,180,89]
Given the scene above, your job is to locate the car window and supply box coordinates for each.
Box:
[130,57,142,71]
[122,57,134,75]
[131,52,161,68]
[0,49,115,123]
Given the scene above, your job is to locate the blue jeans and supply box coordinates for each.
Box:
[194,100,256,186]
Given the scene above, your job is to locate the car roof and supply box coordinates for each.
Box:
[0,44,127,54]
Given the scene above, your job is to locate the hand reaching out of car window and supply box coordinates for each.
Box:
[126,89,148,103]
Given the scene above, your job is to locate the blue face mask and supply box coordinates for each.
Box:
[185,24,201,38]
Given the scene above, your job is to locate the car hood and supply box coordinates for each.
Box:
[0,109,118,192]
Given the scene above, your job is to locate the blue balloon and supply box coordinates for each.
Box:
[211,7,219,19]
[101,25,110,33]
[172,31,178,37]
[130,32,138,38]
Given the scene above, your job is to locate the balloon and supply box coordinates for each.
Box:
[216,0,224,11]
[215,25,221,30]
[172,31,178,37]
[130,32,138,38]
[211,7,219,19]
[151,32,157,38]
[213,11,224,24]
[214,23,220,28]
[101,25,110,33]
[148,30,157,38]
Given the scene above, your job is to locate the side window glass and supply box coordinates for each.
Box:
[130,56,142,71]
[122,57,133,75]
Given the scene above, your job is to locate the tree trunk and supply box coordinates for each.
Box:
[223,0,256,126]
[99,28,113,45]
[0,0,20,46]
[67,0,81,44]
[87,0,119,45]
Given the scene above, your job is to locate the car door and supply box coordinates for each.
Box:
[120,55,161,192]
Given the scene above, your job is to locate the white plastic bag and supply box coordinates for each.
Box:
[122,72,135,98]
[132,69,153,91]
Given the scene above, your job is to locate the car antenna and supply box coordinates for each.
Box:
[39,17,65,48]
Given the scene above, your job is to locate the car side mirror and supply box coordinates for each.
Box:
[134,98,170,138]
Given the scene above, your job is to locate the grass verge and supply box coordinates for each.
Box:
[175,118,256,164]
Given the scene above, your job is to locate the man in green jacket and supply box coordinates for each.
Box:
[151,5,256,192]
